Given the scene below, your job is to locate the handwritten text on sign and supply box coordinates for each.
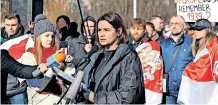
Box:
[175,0,218,22]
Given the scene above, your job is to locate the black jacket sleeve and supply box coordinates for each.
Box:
[94,53,145,104]
[1,50,37,79]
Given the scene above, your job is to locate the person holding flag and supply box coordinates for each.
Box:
[0,13,32,104]
[127,18,164,104]
[178,19,218,104]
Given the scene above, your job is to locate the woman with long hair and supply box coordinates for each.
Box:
[78,12,145,104]
[20,14,65,105]
[178,19,218,104]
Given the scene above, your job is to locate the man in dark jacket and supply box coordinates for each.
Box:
[128,18,164,104]
[1,13,28,104]
[1,50,47,104]
[1,13,25,44]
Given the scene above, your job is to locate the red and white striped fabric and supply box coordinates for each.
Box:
[136,41,163,104]
[0,34,34,61]
[178,36,218,104]
[1,34,34,82]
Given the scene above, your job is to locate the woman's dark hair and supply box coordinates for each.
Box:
[96,12,128,44]
[81,16,96,35]
[146,22,155,31]
[56,15,70,27]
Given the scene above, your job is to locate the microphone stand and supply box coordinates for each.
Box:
[54,75,78,105]
[53,83,70,105]
[65,98,71,105]
[54,1,89,105]
[76,0,92,61]
[77,0,90,44]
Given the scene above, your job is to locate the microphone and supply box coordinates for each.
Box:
[32,66,54,78]
[65,70,84,104]
[32,67,42,77]
[52,66,75,85]
[32,52,65,77]
[46,52,65,68]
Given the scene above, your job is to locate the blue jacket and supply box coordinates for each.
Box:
[160,33,193,96]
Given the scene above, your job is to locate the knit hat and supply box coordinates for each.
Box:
[34,14,57,38]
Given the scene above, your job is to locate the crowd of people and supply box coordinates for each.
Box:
[1,11,218,104]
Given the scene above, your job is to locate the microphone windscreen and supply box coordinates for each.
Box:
[55,53,65,62]
[66,70,84,100]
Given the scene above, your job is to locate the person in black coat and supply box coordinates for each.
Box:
[1,49,47,104]
[78,12,145,104]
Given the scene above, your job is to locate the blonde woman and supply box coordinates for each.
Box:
[178,19,218,104]
[20,14,65,105]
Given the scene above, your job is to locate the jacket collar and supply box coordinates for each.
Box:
[2,26,24,40]
[128,32,148,46]
[84,44,135,92]
[95,44,135,92]
[169,32,185,45]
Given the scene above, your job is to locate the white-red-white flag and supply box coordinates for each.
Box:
[136,41,163,104]
[0,34,34,82]
[1,34,34,61]
[178,36,218,104]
